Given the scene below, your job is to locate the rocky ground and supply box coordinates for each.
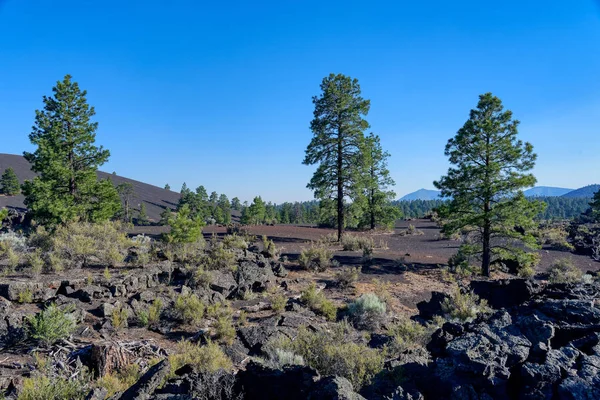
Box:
[0,222,599,399]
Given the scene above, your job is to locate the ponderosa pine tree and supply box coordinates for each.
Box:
[138,202,149,226]
[116,182,135,222]
[589,189,600,222]
[0,168,20,195]
[22,75,120,226]
[164,183,171,191]
[356,133,400,229]
[303,74,370,240]
[434,93,544,277]
[231,197,241,211]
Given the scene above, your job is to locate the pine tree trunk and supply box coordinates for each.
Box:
[370,189,375,230]
[482,223,491,277]
[337,137,344,241]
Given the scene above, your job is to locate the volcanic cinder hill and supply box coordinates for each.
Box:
[0,153,180,222]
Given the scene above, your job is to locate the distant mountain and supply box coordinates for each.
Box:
[399,189,441,201]
[524,186,574,197]
[561,184,600,199]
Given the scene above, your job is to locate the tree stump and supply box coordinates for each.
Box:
[90,341,130,377]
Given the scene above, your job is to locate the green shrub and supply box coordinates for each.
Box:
[347,293,387,330]
[111,305,128,329]
[213,315,236,345]
[148,298,163,327]
[387,316,443,353]
[18,288,33,304]
[270,293,287,314]
[398,224,424,236]
[260,348,305,369]
[300,283,337,321]
[201,238,236,271]
[548,258,583,284]
[26,250,45,275]
[50,221,131,268]
[18,373,88,400]
[341,235,374,252]
[222,234,248,250]
[298,244,333,272]
[169,340,232,375]
[272,325,384,390]
[335,267,361,289]
[192,267,213,289]
[174,293,205,325]
[538,225,575,252]
[442,287,491,322]
[262,235,279,258]
[137,310,149,327]
[95,364,140,397]
[27,303,77,346]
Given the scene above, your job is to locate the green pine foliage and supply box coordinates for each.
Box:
[355,133,401,229]
[304,73,370,240]
[165,204,204,243]
[242,196,266,224]
[137,202,149,226]
[0,167,20,195]
[22,75,120,226]
[116,182,135,222]
[434,93,545,276]
[589,189,600,222]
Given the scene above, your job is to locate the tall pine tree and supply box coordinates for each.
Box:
[356,133,400,229]
[303,74,370,240]
[434,93,544,277]
[0,168,20,195]
[22,75,120,226]
[589,189,600,222]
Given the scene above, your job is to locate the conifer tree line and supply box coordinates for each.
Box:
[8,71,600,263]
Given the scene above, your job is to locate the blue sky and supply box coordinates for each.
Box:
[1,1,599,203]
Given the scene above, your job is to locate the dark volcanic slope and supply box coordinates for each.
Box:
[0,153,180,222]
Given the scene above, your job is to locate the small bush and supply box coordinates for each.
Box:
[95,364,140,397]
[398,224,424,236]
[201,239,236,271]
[442,287,491,322]
[50,221,131,268]
[260,348,305,369]
[103,267,111,280]
[174,293,205,325]
[548,258,583,284]
[262,235,279,259]
[148,298,163,327]
[169,340,232,374]
[18,373,88,400]
[387,316,442,353]
[300,283,337,321]
[335,267,361,289]
[538,225,575,252]
[27,303,77,346]
[238,310,248,326]
[137,310,149,327]
[26,250,45,275]
[347,293,387,330]
[18,288,33,304]
[213,315,236,345]
[271,325,384,390]
[270,293,287,314]
[222,234,248,250]
[298,244,333,272]
[192,267,213,289]
[111,305,128,329]
[0,231,27,252]
[341,235,374,252]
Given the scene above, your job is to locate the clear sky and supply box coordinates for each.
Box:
[1,1,599,203]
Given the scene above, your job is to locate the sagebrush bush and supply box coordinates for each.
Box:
[174,292,205,325]
[95,364,140,397]
[111,305,128,329]
[18,373,88,400]
[27,303,77,346]
[270,293,287,314]
[169,340,232,375]
[341,235,374,252]
[548,258,583,284]
[398,224,424,236]
[335,267,361,289]
[213,315,236,345]
[442,287,491,322]
[271,324,384,390]
[347,293,387,330]
[300,283,337,321]
[260,348,305,369]
[49,221,131,269]
[298,244,333,272]
[0,231,27,252]
[222,234,248,250]
[387,316,443,353]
